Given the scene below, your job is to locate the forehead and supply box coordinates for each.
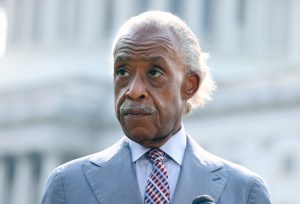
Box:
[113,26,179,58]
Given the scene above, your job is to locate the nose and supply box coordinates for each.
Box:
[125,75,148,100]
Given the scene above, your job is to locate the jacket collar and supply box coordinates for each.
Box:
[82,135,231,204]
[171,135,231,204]
[82,137,143,204]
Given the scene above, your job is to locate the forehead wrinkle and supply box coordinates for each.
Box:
[114,36,177,55]
[114,44,178,64]
[119,35,175,46]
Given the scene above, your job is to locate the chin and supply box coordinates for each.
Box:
[124,129,153,144]
[126,131,169,148]
[123,124,153,137]
[127,131,153,142]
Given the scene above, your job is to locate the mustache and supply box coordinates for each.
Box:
[120,101,156,115]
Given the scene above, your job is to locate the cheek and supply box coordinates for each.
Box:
[155,87,183,115]
[114,87,126,116]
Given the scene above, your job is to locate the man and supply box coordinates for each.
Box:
[42,11,271,204]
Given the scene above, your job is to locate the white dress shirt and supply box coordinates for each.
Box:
[128,125,187,200]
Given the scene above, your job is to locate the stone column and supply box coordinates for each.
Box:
[0,158,6,204]
[243,0,270,56]
[182,0,206,38]
[11,155,33,204]
[37,154,61,203]
[0,4,7,58]
[17,0,35,45]
[4,0,35,45]
[76,0,109,44]
[211,0,240,54]
[288,0,300,61]
[39,0,59,45]
[267,0,287,55]
[147,0,171,11]
[5,0,16,47]
[112,0,138,36]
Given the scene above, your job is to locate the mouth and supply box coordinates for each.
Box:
[124,110,151,116]
[123,112,152,121]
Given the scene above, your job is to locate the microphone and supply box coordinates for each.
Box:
[192,195,215,204]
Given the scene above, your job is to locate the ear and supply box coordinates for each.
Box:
[181,72,200,100]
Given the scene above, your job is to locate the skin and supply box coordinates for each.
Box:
[113,26,200,148]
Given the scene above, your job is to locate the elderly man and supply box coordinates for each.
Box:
[42,11,271,204]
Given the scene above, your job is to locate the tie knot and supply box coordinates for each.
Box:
[145,149,165,164]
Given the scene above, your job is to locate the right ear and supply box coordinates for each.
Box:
[181,72,200,101]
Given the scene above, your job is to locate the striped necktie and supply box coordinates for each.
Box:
[144,149,170,204]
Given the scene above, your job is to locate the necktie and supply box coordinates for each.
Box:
[144,149,170,204]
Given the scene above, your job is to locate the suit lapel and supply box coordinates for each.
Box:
[171,136,231,204]
[81,138,143,204]
[80,135,230,204]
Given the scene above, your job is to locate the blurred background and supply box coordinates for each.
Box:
[0,0,299,203]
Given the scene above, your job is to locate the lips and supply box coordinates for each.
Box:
[124,110,150,115]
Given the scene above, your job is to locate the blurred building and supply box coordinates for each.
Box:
[0,0,299,204]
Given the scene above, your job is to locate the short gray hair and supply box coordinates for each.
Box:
[112,11,216,114]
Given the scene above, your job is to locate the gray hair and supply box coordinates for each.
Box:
[112,11,216,114]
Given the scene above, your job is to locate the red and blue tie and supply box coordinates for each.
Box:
[144,149,170,204]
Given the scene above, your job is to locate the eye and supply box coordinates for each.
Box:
[116,67,129,77]
[148,67,163,78]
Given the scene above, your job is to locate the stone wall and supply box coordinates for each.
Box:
[0,0,299,203]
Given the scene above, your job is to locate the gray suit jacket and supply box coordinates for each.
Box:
[42,136,271,204]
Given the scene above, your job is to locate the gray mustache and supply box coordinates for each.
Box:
[120,102,156,115]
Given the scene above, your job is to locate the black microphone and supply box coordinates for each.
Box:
[192,195,215,204]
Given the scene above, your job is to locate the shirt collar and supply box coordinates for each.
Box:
[129,124,187,166]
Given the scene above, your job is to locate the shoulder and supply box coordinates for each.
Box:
[44,137,128,186]
[187,135,265,180]
[215,157,271,203]
[54,136,129,175]
[187,136,271,203]
[220,156,269,192]
[42,137,129,204]
[220,158,271,203]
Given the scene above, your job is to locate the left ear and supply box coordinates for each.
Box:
[181,72,200,100]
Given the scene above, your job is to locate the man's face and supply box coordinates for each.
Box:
[113,27,190,148]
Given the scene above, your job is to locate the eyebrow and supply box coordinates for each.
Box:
[150,56,169,66]
[114,55,168,65]
[114,56,132,63]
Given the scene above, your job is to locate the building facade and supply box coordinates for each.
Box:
[0,0,299,203]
